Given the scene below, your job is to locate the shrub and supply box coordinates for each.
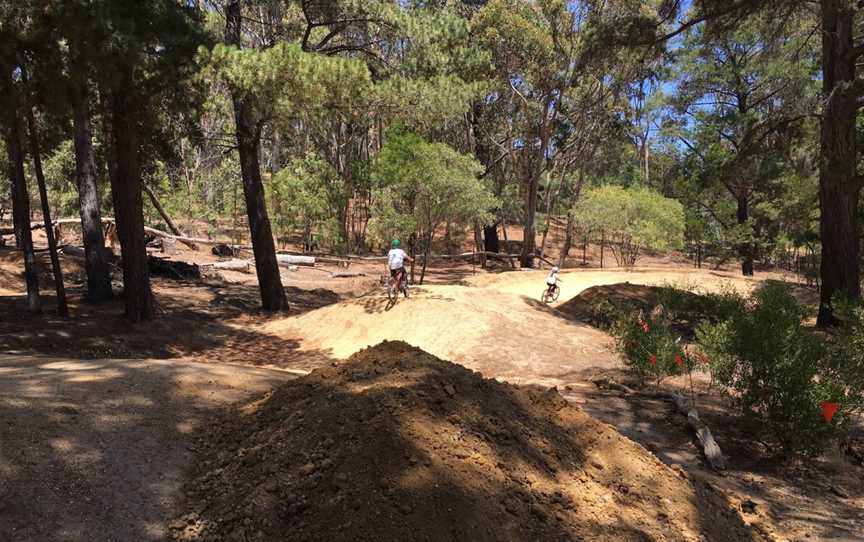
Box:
[610,305,688,385]
[695,284,856,454]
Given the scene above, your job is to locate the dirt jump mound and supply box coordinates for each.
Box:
[171,341,759,542]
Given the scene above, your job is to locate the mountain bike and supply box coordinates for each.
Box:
[541,283,560,304]
[387,268,409,302]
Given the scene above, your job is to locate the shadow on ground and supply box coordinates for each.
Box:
[0,352,320,541]
[0,281,339,369]
[172,341,760,542]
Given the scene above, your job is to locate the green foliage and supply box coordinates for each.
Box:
[609,304,688,385]
[200,42,370,118]
[41,139,80,218]
[695,284,855,454]
[576,185,684,266]
[270,154,340,250]
[370,130,495,253]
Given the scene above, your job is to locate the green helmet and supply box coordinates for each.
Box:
[391,239,401,248]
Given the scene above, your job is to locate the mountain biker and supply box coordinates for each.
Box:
[546,266,562,295]
[387,239,413,296]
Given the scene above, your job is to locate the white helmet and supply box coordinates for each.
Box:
[552,266,559,272]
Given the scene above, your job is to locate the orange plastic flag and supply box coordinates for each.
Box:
[820,401,838,423]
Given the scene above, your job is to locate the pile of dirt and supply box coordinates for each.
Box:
[557,283,705,329]
[170,341,760,542]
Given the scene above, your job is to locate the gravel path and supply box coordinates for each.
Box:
[0,355,294,542]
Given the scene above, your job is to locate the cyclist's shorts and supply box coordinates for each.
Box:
[390,267,404,278]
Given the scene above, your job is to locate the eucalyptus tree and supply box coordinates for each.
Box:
[89,0,204,321]
[622,0,863,324]
[668,13,819,275]
[473,0,660,267]
[0,2,41,312]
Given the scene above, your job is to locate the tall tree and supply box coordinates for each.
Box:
[669,13,817,275]
[62,8,113,303]
[25,101,68,316]
[3,106,41,313]
[816,0,860,325]
[224,0,287,311]
[85,0,203,321]
[626,0,862,322]
[474,0,654,267]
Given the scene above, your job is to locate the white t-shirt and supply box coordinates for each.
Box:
[388,248,407,270]
[546,270,559,286]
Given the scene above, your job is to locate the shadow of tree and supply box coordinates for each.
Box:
[0,351,319,541]
[0,281,340,369]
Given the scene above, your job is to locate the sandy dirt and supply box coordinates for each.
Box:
[0,355,293,542]
[0,244,860,542]
[171,341,763,542]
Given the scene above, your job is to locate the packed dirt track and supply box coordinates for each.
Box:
[0,355,292,541]
[1,247,859,541]
[262,266,780,389]
[171,341,762,542]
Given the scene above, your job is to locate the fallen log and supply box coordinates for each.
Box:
[148,255,200,280]
[277,254,315,267]
[672,393,727,471]
[143,183,197,250]
[590,376,634,395]
[60,244,86,258]
[277,250,350,267]
[202,259,253,274]
[330,271,366,278]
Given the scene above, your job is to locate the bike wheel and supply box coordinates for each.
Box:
[387,282,397,302]
[551,287,560,302]
[541,289,552,303]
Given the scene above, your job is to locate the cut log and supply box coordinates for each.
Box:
[161,237,177,256]
[331,271,366,278]
[590,376,634,395]
[276,250,349,267]
[213,243,240,257]
[202,259,253,274]
[277,254,315,267]
[147,255,200,280]
[61,244,86,258]
[672,393,727,471]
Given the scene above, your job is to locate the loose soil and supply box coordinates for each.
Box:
[171,341,760,542]
[0,355,293,542]
[1,243,860,541]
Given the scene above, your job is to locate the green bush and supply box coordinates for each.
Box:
[695,284,856,454]
[610,305,688,385]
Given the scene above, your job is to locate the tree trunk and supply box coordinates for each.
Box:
[558,213,573,268]
[72,72,113,303]
[817,0,860,326]
[520,173,539,268]
[483,222,500,253]
[600,230,605,269]
[419,233,431,285]
[26,107,68,316]
[474,221,486,268]
[105,77,155,322]
[226,0,287,312]
[4,111,41,312]
[737,195,754,276]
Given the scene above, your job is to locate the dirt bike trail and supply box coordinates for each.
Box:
[0,355,295,542]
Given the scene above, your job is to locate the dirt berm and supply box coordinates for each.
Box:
[170,341,761,542]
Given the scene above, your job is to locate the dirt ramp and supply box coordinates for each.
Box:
[171,341,760,542]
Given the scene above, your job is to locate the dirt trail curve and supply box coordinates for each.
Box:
[262,267,771,388]
[0,355,293,542]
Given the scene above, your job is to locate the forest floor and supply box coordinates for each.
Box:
[0,243,861,541]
